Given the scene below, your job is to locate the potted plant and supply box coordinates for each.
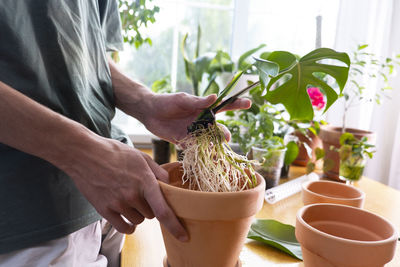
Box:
[319,44,400,180]
[250,137,287,189]
[157,47,350,266]
[337,132,375,183]
[149,76,175,164]
[292,87,325,167]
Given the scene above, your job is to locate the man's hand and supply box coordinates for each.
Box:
[109,60,252,144]
[60,134,188,240]
[140,92,251,143]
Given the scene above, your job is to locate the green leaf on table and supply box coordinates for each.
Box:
[284,141,299,165]
[264,48,351,120]
[247,219,303,260]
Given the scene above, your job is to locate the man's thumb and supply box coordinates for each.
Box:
[196,94,217,109]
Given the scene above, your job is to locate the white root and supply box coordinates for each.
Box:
[179,124,257,192]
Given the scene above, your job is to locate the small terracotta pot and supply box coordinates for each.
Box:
[159,162,265,267]
[293,129,322,167]
[319,125,375,181]
[302,180,365,208]
[296,204,398,267]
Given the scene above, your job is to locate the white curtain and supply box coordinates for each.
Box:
[326,0,400,189]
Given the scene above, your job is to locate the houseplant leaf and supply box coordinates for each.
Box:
[247,219,303,260]
[209,71,244,109]
[284,140,299,165]
[264,48,351,120]
[202,74,219,96]
[254,58,280,89]
[262,50,297,71]
[238,44,267,72]
[181,30,217,96]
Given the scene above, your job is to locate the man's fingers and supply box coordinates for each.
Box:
[125,196,155,219]
[142,152,169,183]
[121,207,145,225]
[105,210,136,234]
[195,94,217,109]
[218,98,252,112]
[144,182,189,242]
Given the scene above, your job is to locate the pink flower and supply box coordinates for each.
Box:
[307,87,325,110]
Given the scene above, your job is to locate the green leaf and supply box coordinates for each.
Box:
[308,127,317,136]
[209,71,244,109]
[264,48,350,120]
[284,141,299,165]
[193,53,216,85]
[202,79,219,96]
[202,74,219,96]
[209,50,234,73]
[250,85,265,105]
[358,44,369,50]
[254,58,280,89]
[151,76,174,94]
[248,219,303,261]
[340,132,355,145]
[323,158,335,172]
[315,147,325,160]
[238,44,267,71]
[306,161,315,174]
[264,51,297,71]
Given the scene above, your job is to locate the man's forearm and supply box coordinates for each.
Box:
[108,60,155,123]
[0,80,97,172]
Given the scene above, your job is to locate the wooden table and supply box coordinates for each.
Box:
[121,163,400,267]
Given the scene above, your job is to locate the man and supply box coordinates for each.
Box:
[0,0,250,266]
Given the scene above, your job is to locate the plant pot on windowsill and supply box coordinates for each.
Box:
[319,125,375,181]
[158,162,265,267]
[151,138,171,165]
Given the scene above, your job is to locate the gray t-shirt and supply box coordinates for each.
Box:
[0,0,125,253]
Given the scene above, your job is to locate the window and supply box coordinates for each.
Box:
[112,0,340,144]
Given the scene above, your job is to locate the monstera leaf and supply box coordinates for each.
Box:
[253,58,279,89]
[256,48,350,120]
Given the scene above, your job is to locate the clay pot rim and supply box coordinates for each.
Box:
[158,162,265,196]
[297,203,398,245]
[319,125,375,135]
[302,180,365,202]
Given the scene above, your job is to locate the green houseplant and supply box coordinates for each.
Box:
[319,44,400,179]
[338,132,375,183]
[118,0,160,48]
[180,48,350,192]
[158,47,350,266]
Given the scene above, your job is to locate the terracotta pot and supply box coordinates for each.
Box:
[158,162,265,267]
[296,204,398,267]
[302,180,365,208]
[319,125,376,181]
[152,139,171,165]
[292,129,322,167]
